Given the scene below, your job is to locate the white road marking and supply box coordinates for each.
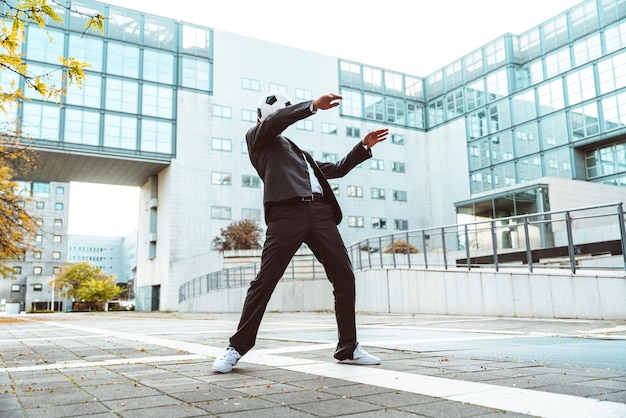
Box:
[2,320,625,418]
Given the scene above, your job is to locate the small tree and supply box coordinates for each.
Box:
[53,262,120,311]
[213,219,263,251]
[382,239,419,254]
[74,276,121,311]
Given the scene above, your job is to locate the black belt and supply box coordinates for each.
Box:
[301,193,323,202]
[278,193,323,205]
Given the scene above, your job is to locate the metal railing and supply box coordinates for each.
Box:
[179,253,324,303]
[347,202,626,274]
[179,203,626,304]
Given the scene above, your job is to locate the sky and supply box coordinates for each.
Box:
[68,0,585,236]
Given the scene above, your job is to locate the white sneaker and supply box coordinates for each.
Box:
[212,347,241,373]
[338,344,381,365]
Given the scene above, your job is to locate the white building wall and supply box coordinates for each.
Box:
[136,29,626,312]
[137,31,430,311]
[179,267,626,320]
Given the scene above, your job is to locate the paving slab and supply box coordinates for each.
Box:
[0,312,625,417]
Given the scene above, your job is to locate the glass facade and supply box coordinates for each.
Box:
[337,0,626,195]
[3,0,214,158]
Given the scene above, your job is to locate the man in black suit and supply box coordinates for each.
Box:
[213,92,388,373]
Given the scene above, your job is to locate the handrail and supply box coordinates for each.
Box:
[179,202,626,304]
[347,202,626,274]
[179,253,324,303]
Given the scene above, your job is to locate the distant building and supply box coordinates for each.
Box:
[67,232,137,284]
[0,181,70,313]
[0,179,137,313]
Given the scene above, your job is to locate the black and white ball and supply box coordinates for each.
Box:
[257,92,292,122]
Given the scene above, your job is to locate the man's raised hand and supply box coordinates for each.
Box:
[362,129,389,149]
[313,94,343,111]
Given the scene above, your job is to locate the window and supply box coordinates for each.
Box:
[241,141,248,154]
[242,208,261,222]
[323,153,338,163]
[35,218,43,226]
[391,134,404,145]
[53,267,61,274]
[211,137,232,152]
[34,251,42,259]
[141,119,173,154]
[330,184,339,195]
[212,104,232,118]
[545,48,571,78]
[181,24,211,56]
[295,88,312,100]
[143,49,174,84]
[11,284,20,292]
[296,120,313,131]
[602,91,626,134]
[371,188,385,199]
[386,98,405,124]
[36,201,45,209]
[346,127,361,138]
[242,109,256,122]
[369,159,384,170]
[181,57,210,90]
[104,114,137,150]
[56,186,64,194]
[13,266,21,274]
[105,77,139,113]
[54,219,63,227]
[537,79,565,116]
[22,102,60,141]
[34,234,43,242]
[393,190,407,201]
[598,52,626,95]
[428,99,444,126]
[211,206,231,220]
[391,162,406,173]
[341,90,363,118]
[52,251,61,260]
[242,174,261,188]
[53,235,62,243]
[33,283,42,291]
[321,122,337,135]
[55,202,64,210]
[348,216,364,228]
[364,94,384,121]
[371,217,387,229]
[566,67,596,106]
[142,84,173,118]
[211,172,231,185]
[33,267,43,275]
[269,83,287,94]
[394,219,409,230]
[27,26,64,63]
[347,186,363,197]
[242,77,260,91]
[570,102,600,139]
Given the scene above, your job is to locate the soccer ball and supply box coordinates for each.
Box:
[257,92,292,122]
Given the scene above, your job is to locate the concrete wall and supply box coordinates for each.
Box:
[180,267,626,320]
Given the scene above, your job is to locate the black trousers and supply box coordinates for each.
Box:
[229,199,358,360]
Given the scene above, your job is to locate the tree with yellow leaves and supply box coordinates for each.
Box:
[0,0,104,277]
[0,134,37,277]
[0,0,104,111]
[53,262,121,311]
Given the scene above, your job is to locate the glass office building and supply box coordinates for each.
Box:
[2,0,625,311]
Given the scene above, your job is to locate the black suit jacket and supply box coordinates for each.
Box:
[246,100,372,224]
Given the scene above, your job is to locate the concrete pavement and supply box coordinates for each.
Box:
[1,312,625,417]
